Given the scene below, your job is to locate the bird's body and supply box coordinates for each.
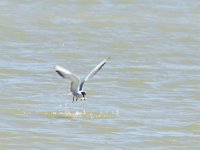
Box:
[54,57,110,102]
[72,91,85,101]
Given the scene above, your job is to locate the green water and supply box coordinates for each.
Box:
[0,0,200,149]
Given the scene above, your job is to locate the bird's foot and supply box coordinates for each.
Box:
[81,97,85,101]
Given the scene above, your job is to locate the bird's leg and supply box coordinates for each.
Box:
[76,97,78,101]
[72,97,74,102]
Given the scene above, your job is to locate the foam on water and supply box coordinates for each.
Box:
[42,104,119,119]
[43,110,119,119]
[5,105,119,119]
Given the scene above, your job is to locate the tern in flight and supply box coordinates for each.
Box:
[54,57,110,102]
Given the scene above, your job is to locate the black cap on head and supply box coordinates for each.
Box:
[81,91,86,97]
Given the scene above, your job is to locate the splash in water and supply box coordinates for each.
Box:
[43,104,119,119]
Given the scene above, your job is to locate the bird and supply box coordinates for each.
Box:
[54,57,110,102]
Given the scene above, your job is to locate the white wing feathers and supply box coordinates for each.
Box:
[54,65,80,92]
[79,57,110,91]
[55,57,110,92]
[84,57,110,82]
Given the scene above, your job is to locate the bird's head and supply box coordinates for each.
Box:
[81,91,86,98]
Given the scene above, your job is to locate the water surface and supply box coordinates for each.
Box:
[0,0,200,149]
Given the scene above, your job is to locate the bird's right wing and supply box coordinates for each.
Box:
[54,65,80,92]
[79,57,110,91]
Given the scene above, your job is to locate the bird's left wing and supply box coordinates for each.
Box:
[54,65,80,92]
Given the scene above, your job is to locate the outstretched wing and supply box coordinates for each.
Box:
[54,65,80,93]
[79,57,110,91]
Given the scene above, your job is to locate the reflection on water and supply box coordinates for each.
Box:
[43,110,119,119]
[47,104,119,119]
[4,107,119,119]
